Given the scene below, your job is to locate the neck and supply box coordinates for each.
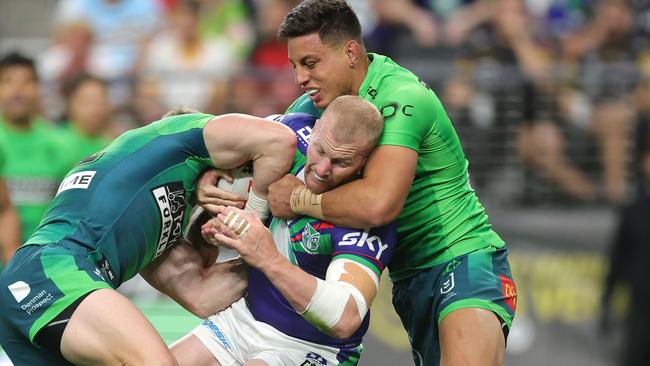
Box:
[3,114,33,130]
[351,53,370,96]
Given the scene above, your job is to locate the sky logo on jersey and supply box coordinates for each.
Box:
[56,171,96,195]
[300,223,321,254]
[151,182,186,258]
[338,230,389,260]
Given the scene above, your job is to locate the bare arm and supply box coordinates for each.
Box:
[0,179,20,263]
[322,145,417,228]
[206,207,381,339]
[140,239,249,318]
[203,114,296,199]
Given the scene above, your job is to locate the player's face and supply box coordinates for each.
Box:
[287,33,354,109]
[304,119,370,194]
[0,66,39,122]
[69,80,111,135]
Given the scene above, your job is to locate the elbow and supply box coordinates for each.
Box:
[328,319,362,339]
[363,199,402,227]
[274,125,297,153]
[185,296,227,319]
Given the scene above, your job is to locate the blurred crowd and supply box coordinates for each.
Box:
[1,0,650,244]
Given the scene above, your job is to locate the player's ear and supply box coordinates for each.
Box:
[346,41,361,67]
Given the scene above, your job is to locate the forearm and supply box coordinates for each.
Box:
[141,243,247,318]
[261,256,363,338]
[261,255,317,312]
[0,206,20,263]
[320,178,394,228]
[250,150,294,198]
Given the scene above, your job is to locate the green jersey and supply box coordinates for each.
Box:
[286,53,505,281]
[59,123,112,166]
[25,113,215,286]
[0,117,74,243]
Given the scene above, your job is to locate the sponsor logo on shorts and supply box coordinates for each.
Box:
[57,171,96,195]
[301,352,327,366]
[300,223,320,254]
[338,230,390,260]
[151,182,186,258]
[15,288,55,315]
[8,281,31,302]
[201,320,233,351]
[500,274,517,311]
[443,260,460,275]
[440,272,455,295]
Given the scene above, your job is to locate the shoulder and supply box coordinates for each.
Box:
[330,223,397,265]
[277,113,317,156]
[285,94,322,117]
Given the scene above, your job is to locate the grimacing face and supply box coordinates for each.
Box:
[304,117,371,194]
[287,33,355,109]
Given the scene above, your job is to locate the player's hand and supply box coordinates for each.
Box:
[196,169,247,214]
[208,207,283,271]
[268,174,303,220]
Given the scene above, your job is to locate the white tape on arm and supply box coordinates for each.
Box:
[300,259,377,332]
[244,189,269,220]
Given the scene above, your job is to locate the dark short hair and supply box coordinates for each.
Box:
[0,52,38,81]
[278,0,363,46]
[62,73,108,100]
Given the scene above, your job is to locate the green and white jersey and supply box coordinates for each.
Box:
[286,53,505,281]
[0,117,74,243]
[24,113,215,286]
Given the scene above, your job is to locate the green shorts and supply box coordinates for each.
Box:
[0,244,112,365]
[391,247,516,366]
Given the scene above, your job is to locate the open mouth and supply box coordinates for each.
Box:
[312,172,327,182]
[306,88,320,100]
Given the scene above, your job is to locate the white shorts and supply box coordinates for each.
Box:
[191,297,362,366]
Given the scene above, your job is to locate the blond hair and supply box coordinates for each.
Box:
[321,95,383,147]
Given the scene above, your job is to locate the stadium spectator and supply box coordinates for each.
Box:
[138,0,238,114]
[59,73,113,163]
[198,0,256,61]
[0,140,20,267]
[37,21,93,120]
[0,52,73,243]
[53,0,165,104]
[561,0,637,204]
[601,112,650,366]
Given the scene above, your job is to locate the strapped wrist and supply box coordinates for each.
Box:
[245,189,269,220]
[290,185,324,219]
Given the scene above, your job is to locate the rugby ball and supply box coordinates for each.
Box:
[216,162,254,199]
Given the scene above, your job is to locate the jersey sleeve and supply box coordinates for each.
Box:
[285,94,323,118]
[330,222,397,276]
[377,84,438,152]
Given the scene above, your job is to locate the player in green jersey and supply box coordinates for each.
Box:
[0,139,21,266]
[262,1,516,365]
[0,52,75,243]
[0,108,296,365]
